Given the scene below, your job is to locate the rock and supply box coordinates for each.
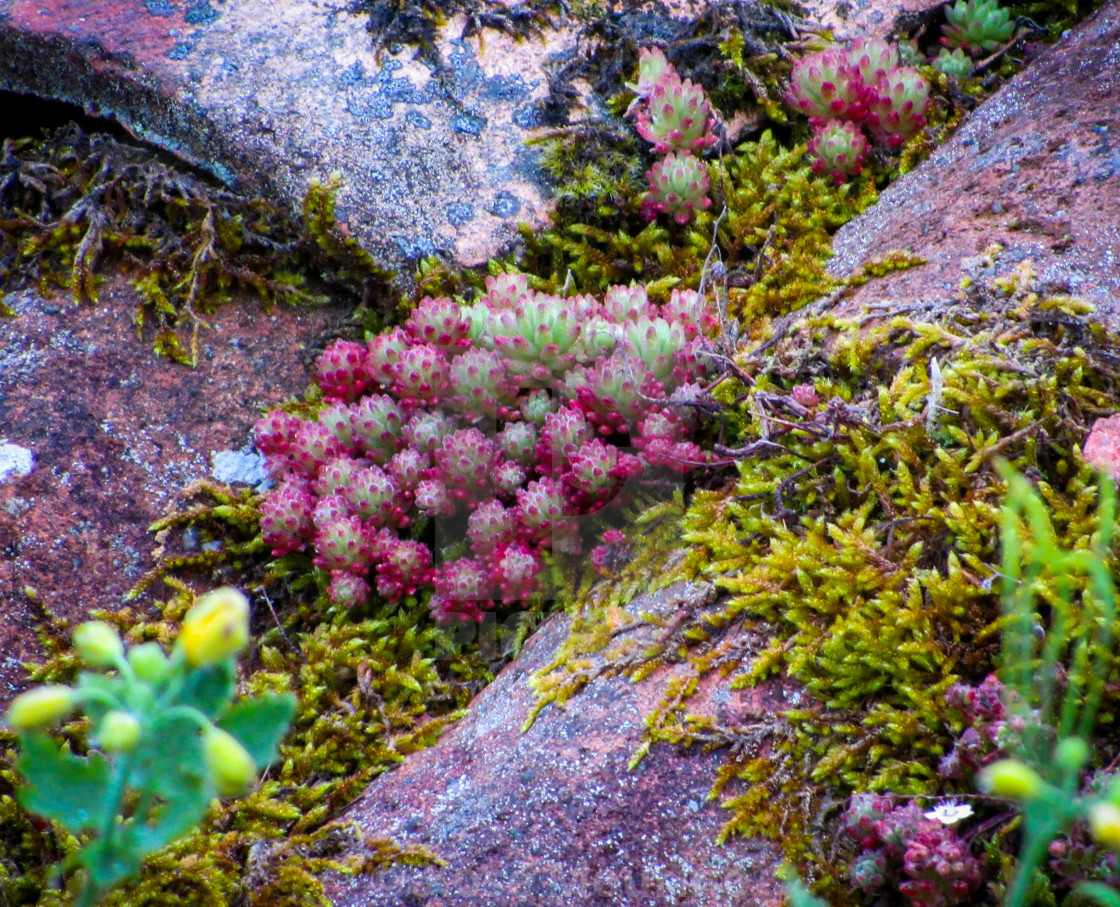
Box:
[1084,413,1120,478]
[0,0,558,271]
[0,280,334,698]
[321,582,790,907]
[0,0,946,275]
[827,0,1120,326]
[796,0,933,38]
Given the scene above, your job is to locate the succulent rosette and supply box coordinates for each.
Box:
[349,394,406,464]
[374,534,433,603]
[536,407,596,477]
[488,294,586,386]
[430,428,501,502]
[807,120,869,184]
[315,340,372,403]
[602,285,656,324]
[846,37,899,90]
[365,327,410,389]
[635,73,718,154]
[618,316,691,387]
[482,271,531,310]
[625,46,672,106]
[448,347,517,420]
[941,0,1015,55]
[260,476,314,556]
[404,296,472,352]
[866,67,931,147]
[643,152,712,225]
[392,343,451,406]
[564,438,644,511]
[786,48,868,125]
[563,354,664,436]
[467,499,519,556]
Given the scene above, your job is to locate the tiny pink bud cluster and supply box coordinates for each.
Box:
[254,274,719,621]
[627,48,717,226]
[785,37,931,182]
[842,794,982,906]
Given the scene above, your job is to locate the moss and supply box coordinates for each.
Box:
[531,259,1120,898]
[347,0,561,67]
[514,128,875,319]
[0,126,394,364]
[0,559,495,905]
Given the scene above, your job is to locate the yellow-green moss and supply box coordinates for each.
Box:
[531,261,1120,898]
[0,127,393,364]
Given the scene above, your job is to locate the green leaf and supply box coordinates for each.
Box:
[130,713,210,853]
[1078,882,1120,907]
[175,660,235,717]
[16,732,114,832]
[217,693,296,768]
[75,671,126,726]
[83,831,145,890]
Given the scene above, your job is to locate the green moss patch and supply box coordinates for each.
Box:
[531,256,1120,895]
[0,127,393,363]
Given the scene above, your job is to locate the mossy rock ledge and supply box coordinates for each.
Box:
[0,1,1119,905]
[316,3,1120,904]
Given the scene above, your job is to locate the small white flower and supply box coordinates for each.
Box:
[925,800,974,825]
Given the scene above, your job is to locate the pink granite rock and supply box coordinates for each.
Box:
[321,582,789,907]
[827,1,1120,326]
[1084,413,1120,479]
[796,0,933,39]
[0,278,335,698]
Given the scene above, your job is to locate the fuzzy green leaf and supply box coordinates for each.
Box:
[217,692,296,768]
[16,732,114,831]
[130,713,210,852]
[175,660,236,717]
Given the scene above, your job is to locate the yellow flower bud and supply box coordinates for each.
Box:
[1090,802,1120,852]
[5,685,75,731]
[1055,737,1090,774]
[98,710,142,753]
[178,588,250,667]
[73,621,125,667]
[128,642,170,684]
[203,727,257,796]
[977,759,1045,801]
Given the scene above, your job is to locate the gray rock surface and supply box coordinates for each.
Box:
[0,0,558,271]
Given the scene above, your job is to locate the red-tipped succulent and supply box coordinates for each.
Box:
[807,120,869,184]
[643,152,712,225]
[635,72,719,154]
[315,340,372,402]
[866,67,931,148]
[255,271,722,623]
[787,48,867,125]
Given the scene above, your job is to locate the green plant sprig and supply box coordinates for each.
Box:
[978,465,1120,907]
[3,588,295,907]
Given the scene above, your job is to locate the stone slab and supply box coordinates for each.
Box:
[322,582,791,907]
[0,0,558,271]
[827,0,1120,326]
[0,281,335,698]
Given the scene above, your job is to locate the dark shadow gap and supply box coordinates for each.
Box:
[1,91,134,143]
